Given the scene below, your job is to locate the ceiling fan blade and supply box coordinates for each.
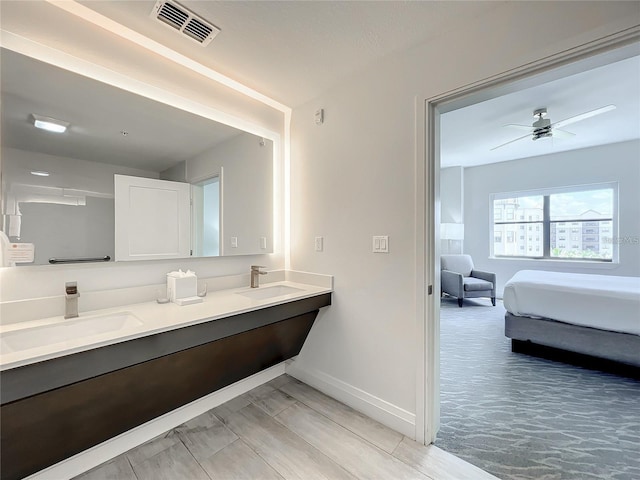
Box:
[504,124,534,131]
[490,132,532,151]
[552,128,576,139]
[553,104,616,129]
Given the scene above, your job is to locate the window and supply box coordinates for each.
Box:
[494,231,502,243]
[492,184,616,261]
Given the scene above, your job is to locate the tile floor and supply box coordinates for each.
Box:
[75,375,498,480]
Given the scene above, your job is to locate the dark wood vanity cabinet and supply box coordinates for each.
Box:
[0,293,330,480]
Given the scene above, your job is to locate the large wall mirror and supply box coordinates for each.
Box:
[0,48,274,266]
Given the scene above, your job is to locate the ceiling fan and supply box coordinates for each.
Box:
[491,104,616,151]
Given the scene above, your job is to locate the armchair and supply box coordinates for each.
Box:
[441,254,496,307]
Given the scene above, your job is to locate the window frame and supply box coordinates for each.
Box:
[490,182,618,263]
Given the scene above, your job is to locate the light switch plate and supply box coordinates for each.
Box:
[315,236,323,252]
[372,235,389,253]
[231,237,238,248]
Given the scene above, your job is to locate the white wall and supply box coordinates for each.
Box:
[188,133,274,256]
[440,167,464,224]
[289,1,639,435]
[1,148,158,265]
[464,140,640,295]
[160,161,186,182]
[440,166,464,255]
[0,2,285,304]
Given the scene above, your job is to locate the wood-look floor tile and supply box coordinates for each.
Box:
[224,403,356,480]
[175,411,238,462]
[393,437,500,480]
[73,456,136,480]
[280,379,403,453]
[125,432,181,466]
[275,402,428,480]
[246,383,276,399]
[251,387,297,417]
[199,439,284,480]
[131,441,210,480]
[266,374,294,390]
[213,393,252,424]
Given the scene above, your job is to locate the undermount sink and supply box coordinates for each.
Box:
[236,285,305,300]
[0,312,143,353]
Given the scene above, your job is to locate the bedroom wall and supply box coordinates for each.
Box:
[464,140,640,296]
[441,167,464,255]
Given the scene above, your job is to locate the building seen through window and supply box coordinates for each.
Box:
[492,185,615,261]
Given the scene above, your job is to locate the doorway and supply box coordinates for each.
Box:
[421,33,640,469]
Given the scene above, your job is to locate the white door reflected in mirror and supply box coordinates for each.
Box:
[114,175,191,261]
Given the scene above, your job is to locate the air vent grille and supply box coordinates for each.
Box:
[157,2,189,30]
[184,18,213,43]
[151,0,220,46]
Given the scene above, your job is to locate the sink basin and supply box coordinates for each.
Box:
[0,312,143,353]
[236,285,305,300]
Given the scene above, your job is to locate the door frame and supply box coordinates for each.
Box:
[417,28,640,444]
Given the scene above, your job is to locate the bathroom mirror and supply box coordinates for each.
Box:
[0,48,274,266]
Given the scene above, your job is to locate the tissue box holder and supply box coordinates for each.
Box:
[167,273,201,305]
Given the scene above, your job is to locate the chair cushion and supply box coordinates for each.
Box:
[463,277,493,292]
[441,255,474,277]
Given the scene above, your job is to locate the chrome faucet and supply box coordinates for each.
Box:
[250,266,267,288]
[65,281,80,319]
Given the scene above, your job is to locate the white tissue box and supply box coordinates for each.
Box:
[167,272,197,301]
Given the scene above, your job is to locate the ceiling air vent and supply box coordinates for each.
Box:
[150,0,220,46]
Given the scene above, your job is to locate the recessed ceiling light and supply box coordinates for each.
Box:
[30,114,69,133]
[30,170,50,177]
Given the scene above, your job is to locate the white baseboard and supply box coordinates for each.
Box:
[25,362,286,480]
[286,361,416,438]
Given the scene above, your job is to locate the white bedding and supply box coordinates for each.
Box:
[503,270,640,335]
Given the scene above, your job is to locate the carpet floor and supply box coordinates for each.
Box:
[434,297,640,480]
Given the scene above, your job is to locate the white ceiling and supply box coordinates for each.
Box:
[440,54,640,168]
[79,0,504,107]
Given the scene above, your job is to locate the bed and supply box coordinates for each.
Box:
[503,270,640,367]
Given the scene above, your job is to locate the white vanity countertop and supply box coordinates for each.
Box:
[0,277,332,371]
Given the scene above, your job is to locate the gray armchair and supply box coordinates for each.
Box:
[441,254,496,307]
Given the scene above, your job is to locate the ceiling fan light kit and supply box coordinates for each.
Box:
[492,104,617,151]
[532,108,552,140]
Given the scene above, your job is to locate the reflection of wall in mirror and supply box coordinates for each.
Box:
[1,147,158,265]
[188,132,273,256]
[191,177,220,257]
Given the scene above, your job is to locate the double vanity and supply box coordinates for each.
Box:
[0,40,315,480]
[0,271,332,480]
